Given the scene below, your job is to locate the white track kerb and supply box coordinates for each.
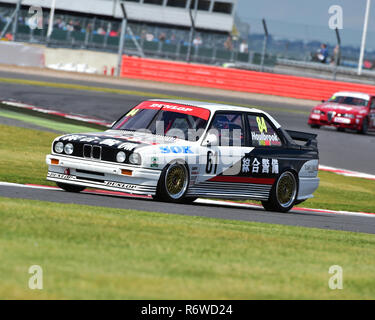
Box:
[319,165,375,181]
[0,181,374,218]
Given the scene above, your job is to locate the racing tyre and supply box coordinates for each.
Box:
[261,171,298,213]
[151,194,162,201]
[56,182,86,193]
[180,197,198,204]
[153,195,197,204]
[310,124,321,129]
[294,199,306,206]
[358,118,369,135]
[155,162,190,203]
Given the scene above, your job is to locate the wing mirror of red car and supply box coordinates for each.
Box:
[321,100,325,103]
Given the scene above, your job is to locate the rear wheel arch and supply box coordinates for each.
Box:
[278,167,300,199]
[262,168,299,213]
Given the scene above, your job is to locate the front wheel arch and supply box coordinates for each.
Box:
[56,182,86,193]
[154,159,191,203]
[359,117,369,134]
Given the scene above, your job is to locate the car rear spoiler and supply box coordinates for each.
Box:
[286,130,318,149]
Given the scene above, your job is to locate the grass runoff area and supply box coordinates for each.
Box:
[0,196,374,300]
[0,108,99,133]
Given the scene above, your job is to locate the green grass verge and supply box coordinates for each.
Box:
[0,196,374,299]
[0,109,99,133]
[0,123,374,213]
[0,76,309,115]
[305,171,375,213]
[0,124,58,186]
[0,103,107,131]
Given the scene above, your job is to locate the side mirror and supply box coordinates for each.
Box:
[202,133,219,147]
[321,100,325,103]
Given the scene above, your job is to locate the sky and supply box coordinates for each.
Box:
[236,0,375,48]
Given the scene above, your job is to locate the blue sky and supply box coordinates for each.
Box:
[236,0,375,48]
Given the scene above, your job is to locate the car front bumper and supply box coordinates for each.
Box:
[46,154,161,196]
[308,115,359,129]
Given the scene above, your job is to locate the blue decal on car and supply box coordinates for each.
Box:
[160,146,193,154]
[160,146,170,153]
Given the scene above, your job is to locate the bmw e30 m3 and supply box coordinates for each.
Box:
[46,100,320,212]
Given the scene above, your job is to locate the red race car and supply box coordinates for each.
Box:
[308,91,375,134]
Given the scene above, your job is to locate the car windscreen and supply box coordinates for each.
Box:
[329,96,368,107]
[112,102,210,141]
[113,108,159,131]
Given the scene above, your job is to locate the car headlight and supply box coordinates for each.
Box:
[312,109,321,114]
[116,151,126,163]
[55,142,64,153]
[64,143,74,155]
[129,153,141,165]
[343,113,355,119]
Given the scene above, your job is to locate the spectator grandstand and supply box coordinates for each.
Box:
[0,0,374,73]
[0,0,250,64]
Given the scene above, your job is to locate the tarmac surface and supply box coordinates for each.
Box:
[1,183,374,234]
[0,68,374,234]
[0,69,374,174]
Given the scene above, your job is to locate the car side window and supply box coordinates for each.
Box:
[208,113,245,147]
[371,99,375,109]
[247,115,282,147]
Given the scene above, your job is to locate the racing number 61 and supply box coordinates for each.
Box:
[206,151,218,174]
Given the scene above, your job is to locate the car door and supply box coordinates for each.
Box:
[197,111,253,184]
[193,112,290,199]
[239,113,285,183]
[242,113,317,182]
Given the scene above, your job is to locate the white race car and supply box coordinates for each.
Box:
[46,100,319,212]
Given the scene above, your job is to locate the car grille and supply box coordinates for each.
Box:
[83,145,91,158]
[327,111,335,122]
[92,146,101,159]
[83,144,102,160]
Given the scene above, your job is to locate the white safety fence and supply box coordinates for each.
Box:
[0,41,44,67]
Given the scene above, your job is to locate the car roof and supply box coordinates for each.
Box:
[333,92,371,100]
[149,99,281,128]
[149,99,254,112]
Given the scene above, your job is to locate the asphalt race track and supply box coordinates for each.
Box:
[0,70,374,174]
[0,70,374,234]
[1,183,374,234]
